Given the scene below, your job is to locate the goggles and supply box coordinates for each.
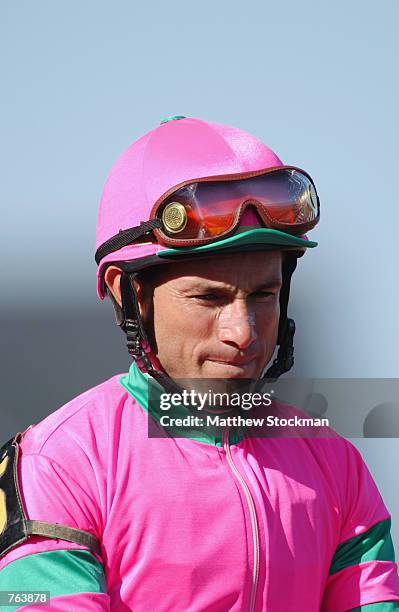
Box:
[151,167,320,246]
[95,166,320,266]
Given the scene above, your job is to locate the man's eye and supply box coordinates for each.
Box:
[252,291,276,300]
[195,294,219,301]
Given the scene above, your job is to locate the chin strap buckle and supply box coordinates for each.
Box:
[124,319,153,373]
[125,319,141,356]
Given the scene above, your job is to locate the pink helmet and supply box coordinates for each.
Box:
[95,116,318,380]
[95,116,317,299]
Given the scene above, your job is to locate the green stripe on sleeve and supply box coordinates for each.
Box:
[0,549,106,611]
[349,602,399,611]
[329,518,395,576]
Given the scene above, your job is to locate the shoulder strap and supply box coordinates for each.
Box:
[0,432,101,559]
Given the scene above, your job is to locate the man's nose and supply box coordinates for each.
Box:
[217,300,257,349]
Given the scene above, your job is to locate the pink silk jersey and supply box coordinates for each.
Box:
[0,364,398,611]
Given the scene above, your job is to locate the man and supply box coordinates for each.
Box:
[0,116,398,611]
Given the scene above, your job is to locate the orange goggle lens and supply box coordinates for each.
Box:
[156,168,319,242]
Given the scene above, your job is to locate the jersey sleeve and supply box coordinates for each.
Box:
[0,446,109,610]
[321,440,399,612]
[0,549,110,611]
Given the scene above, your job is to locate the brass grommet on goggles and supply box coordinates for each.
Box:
[161,202,188,233]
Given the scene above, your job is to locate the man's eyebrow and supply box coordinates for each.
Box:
[182,278,282,292]
[255,279,283,290]
[183,281,229,291]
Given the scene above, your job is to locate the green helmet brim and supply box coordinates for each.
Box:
[157,228,317,259]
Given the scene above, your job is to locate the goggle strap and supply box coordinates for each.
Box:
[95,219,162,265]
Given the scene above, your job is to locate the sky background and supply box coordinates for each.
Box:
[1,0,398,544]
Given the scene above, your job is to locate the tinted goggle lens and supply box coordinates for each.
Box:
[156,168,319,241]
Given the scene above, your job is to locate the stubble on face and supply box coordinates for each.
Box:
[137,251,283,380]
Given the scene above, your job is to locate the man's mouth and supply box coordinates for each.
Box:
[207,357,256,367]
[205,358,260,380]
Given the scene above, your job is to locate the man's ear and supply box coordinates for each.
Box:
[104,266,123,308]
[104,266,146,317]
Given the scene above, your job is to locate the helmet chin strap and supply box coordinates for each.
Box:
[118,253,298,392]
[119,271,184,395]
[263,318,295,380]
[263,254,297,380]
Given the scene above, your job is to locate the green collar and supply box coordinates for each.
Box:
[119,362,244,447]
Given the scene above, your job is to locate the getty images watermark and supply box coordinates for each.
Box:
[157,389,329,429]
[147,379,399,439]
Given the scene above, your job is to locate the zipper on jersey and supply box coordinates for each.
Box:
[223,427,260,612]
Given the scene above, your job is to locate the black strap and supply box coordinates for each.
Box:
[263,254,298,379]
[26,520,101,556]
[121,272,154,373]
[120,272,186,394]
[277,254,297,344]
[0,433,102,559]
[95,219,161,265]
[120,272,146,336]
[264,318,295,379]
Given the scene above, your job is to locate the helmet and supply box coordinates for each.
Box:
[95,116,318,384]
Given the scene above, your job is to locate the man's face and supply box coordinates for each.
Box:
[141,251,283,380]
